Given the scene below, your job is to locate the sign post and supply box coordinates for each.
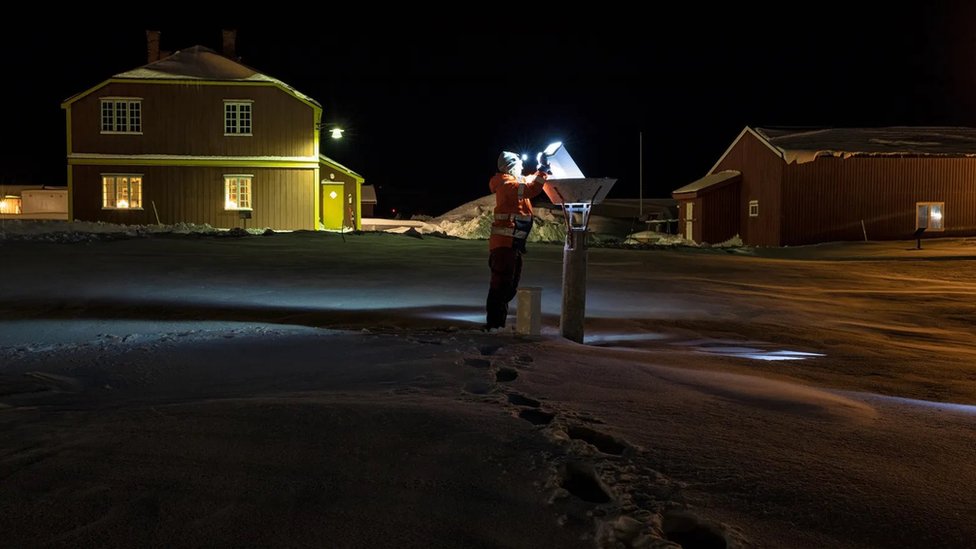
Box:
[913,227,926,250]
[238,209,252,231]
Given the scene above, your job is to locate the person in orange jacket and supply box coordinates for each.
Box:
[485,150,550,330]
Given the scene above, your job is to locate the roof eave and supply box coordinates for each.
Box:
[706,126,786,175]
[319,154,364,182]
[61,77,322,113]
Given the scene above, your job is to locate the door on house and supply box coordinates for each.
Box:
[322,182,345,230]
[685,202,694,241]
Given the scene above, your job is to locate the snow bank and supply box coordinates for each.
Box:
[0,219,272,242]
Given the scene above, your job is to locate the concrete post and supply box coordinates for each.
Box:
[516,287,542,335]
[560,230,588,343]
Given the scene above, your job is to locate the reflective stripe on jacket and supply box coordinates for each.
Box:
[488,171,547,250]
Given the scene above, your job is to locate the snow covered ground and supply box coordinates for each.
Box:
[1,216,974,548]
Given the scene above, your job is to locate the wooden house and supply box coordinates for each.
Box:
[61,31,363,231]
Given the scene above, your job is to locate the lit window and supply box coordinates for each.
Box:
[100,98,142,133]
[102,175,143,209]
[916,202,944,231]
[749,200,759,217]
[224,175,253,210]
[224,101,253,135]
[0,195,22,214]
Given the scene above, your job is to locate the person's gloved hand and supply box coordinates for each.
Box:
[536,152,551,174]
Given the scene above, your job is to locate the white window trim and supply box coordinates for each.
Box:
[224,174,254,211]
[101,173,145,210]
[748,200,759,217]
[223,100,254,137]
[916,201,945,232]
[99,97,143,135]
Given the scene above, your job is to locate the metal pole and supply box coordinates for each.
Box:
[639,131,643,219]
[560,229,588,343]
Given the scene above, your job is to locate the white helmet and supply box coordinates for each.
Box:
[497,151,520,174]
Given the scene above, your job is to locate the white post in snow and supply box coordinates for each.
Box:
[516,286,542,335]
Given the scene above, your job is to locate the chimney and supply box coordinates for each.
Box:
[222,29,237,60]
[146,30,161,63]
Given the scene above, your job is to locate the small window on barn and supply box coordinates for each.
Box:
[916,202,944,231]
[749,200,759,217]
[101,174,143,209]
[100,98,142,134]
[224,100,253,136]
[0,195,21,214]
[224,175,253,210]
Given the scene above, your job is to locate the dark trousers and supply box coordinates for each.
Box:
[486,247,523,328]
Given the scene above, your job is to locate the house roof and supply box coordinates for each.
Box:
[672,170,741,198]
[63,46,319,109]
[319,154,364,182]
[361,185,377,204]
[755,127,976,164]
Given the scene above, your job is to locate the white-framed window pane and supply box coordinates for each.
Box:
[916,202,945,231]
[102,175,143,209]
[224,176,252,210]
[224,102,252,135]
[117,177,130,208]
[117,102,128,132]
[749,200,759,217]
[102,177,115,208]
[129,102,141,132]
[225,103,237,134]
[101,101,113,132]
[239,104,252,134]
[130,177,142,208]
[100,99,141,133]
[929,204,943,230]
[916,205,929,228]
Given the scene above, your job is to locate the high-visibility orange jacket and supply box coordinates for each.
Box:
[488,171,547,250]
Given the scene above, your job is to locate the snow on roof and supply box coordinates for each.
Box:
[114,46,319,107]
[672,170,741,197]
[361,185,377,204]
[319,154,363,179]
[755,127,976,163]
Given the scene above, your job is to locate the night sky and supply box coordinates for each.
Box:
[4,5,974,217]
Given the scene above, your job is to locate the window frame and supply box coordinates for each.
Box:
[0,195,21,214]
[916,201,945,232]
[101,173,144,210]
[224,174,253,211]
[223,100,253,136]
[748,200,759,217]
[100,97,143,134]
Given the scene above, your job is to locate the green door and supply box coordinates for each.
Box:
[322,182,345,230]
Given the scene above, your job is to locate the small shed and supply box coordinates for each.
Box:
[361,185,377,217]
